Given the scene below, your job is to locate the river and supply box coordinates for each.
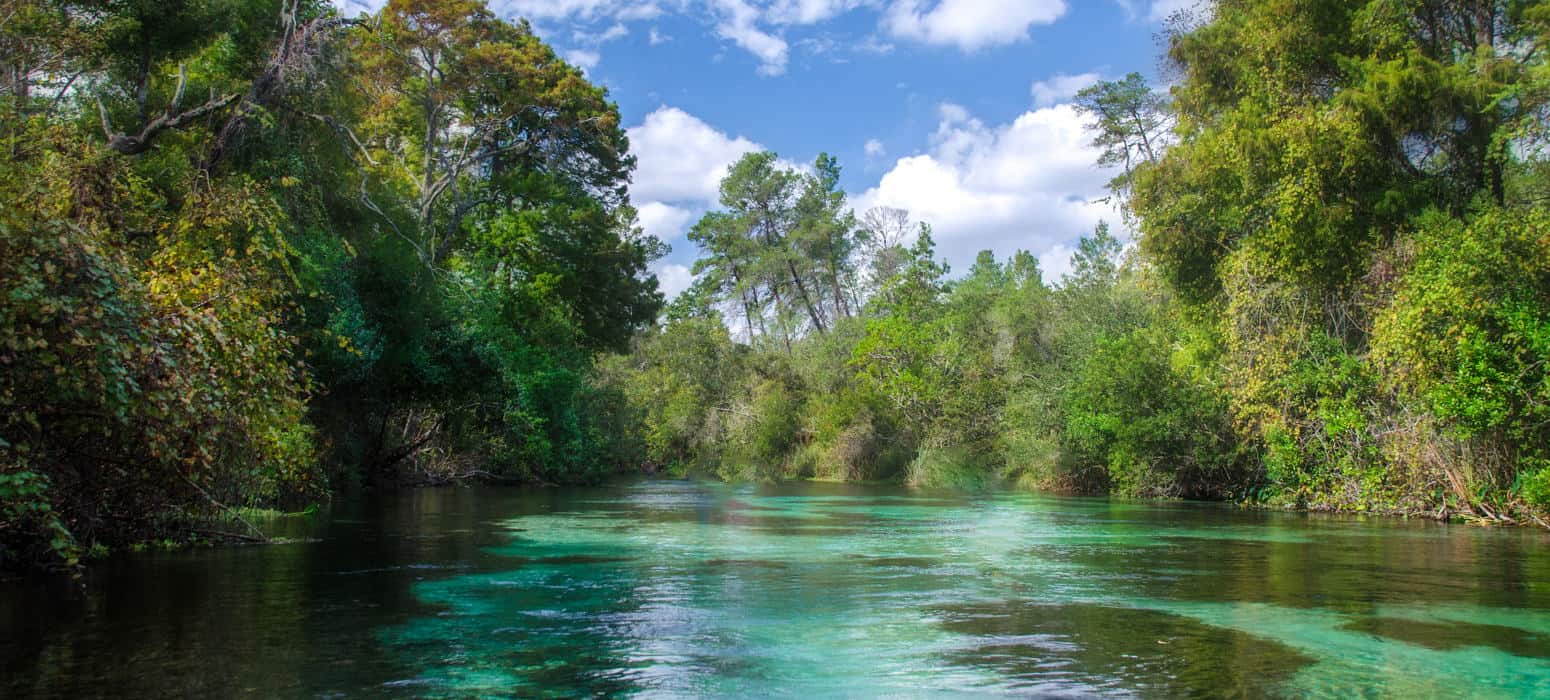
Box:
[3,480,1549,698]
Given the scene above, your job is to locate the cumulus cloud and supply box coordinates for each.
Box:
[636,202,698,242]
[627,100,1119,291]
[1031,71,1102,108]
[883,0,1068,51]
[864,138,886,158]
[627,107,765,206]
[653,263,697,299]
[853,101,1122,275]
[331,0,382,14]
[625,107,774,297]
[1037,243,1077,283]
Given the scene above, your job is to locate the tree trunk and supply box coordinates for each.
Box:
[787,259,827,334]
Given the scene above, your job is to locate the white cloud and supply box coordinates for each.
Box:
[637,202,698,241]
[1031,71,1101,108]
[331,0,382,14]
[648,27,672,44]
[627,106,764,206]
[864,138,886,158]
[714,0,790,75]
[564,48,601,70]
[625,106,818,306]
[883,0,1068,51]
[573,22,628,44]
[653,263,696,299]
[1037,243,1076,283]
[853,102,1122,274]
[766,0,872,25]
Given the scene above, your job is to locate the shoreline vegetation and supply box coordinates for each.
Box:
[4,0,1550,574]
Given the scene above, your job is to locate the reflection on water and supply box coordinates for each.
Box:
[3,480,1550,698]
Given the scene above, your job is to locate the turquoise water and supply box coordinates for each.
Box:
[4,480,1550,697]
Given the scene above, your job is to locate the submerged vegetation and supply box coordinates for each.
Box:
[2,0,1549,571]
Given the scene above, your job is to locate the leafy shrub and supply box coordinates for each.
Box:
[1060,329,1251,499]
[0,148,319,563]
[1374,208,1550,501]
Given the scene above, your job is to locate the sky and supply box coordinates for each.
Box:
[332,0,1197,297]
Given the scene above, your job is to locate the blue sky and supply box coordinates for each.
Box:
[333,0,1197,295]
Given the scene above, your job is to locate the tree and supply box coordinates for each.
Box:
[720,152,829,337]
[347,0,631,269]
[0,0,667,569]
[1073,72,1171,195]
[857,206,912,301]
[689,211,767,342]
[792,153,860,321]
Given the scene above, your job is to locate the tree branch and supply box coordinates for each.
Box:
[98,64,239,155]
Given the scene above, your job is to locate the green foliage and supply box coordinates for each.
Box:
[594,316,744,471]
[1374,208,1550,500]
[723,378,804,481]
[1125,0,1550,522]
[1060,328,1250,499]
[1073,72,1171,195]
[0,0,663,570]
[600,0,1550,531]
[906,447,997,491]
[0,465,78,571]
[1523,468,1550,509]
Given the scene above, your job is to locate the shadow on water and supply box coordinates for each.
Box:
[1340,616,1550,658]
[847,554,939,568]
[1019,524,1550,615]
[931,600,1314,698]
[0,486,593,698]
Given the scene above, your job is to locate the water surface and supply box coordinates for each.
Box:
[3,481,1549,697]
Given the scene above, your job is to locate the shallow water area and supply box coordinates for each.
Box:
[3,480,1549,698]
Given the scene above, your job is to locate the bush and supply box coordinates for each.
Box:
[722,379,804,481]
[0,148,320,564]
[1374,208,1550,503]
[907,446,999,490]
[1059,328,1251,499]
[1522,467,1550,509]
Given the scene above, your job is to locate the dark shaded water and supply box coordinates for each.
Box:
[3,480,1549,697]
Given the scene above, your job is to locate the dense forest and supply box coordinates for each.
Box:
[3,0,1549,573]
[596,1,1550,523]
[0,0,665,570]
